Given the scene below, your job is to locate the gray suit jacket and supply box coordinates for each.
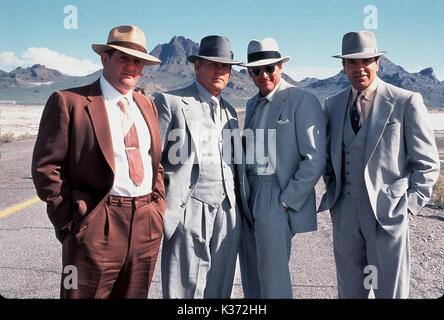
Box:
[319,79,440,236]
[154,82,252,240]
[244,79,326,234]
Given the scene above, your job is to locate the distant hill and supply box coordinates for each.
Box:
[302,57,444,110]
[1,36,443,110]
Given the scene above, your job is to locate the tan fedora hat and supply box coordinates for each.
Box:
[92,25,161,65]
[241,37,290,68]
[333,30,387,59]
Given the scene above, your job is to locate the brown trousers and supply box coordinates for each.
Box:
[60,194,163,298]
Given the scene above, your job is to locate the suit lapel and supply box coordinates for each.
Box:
[265,80,290,153]
[222,99,239,130]
[222,99,244,165]
[86,80,115,174]
[364,81,395,164]
[331,88,350,178]
[265,80,289,132]
[244,95,258,129]
[181,83,203,164]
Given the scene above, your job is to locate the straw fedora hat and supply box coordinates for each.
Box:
[187,35,242,65]
[241,37,290,68]
[92,25,161,65]
[333,30,387,59]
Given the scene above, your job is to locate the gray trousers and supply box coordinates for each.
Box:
[239,174,293,298]
[161,197,241,298]
[330,195,410,298]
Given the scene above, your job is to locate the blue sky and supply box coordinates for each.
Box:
[1,0,443,80]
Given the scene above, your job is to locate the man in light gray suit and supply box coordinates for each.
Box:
[154,35,252,298]
[319,31,440,298]
[239,38,326,298]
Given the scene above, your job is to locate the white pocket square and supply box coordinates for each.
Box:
[277,119,290,125]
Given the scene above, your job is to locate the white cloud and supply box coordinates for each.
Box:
[0,47,101,76]
[285,66,341,81]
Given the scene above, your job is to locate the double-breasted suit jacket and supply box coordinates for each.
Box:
[32,79,166,242]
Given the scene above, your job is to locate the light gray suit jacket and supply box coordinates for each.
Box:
[244,79,326,234]
[319,79,440,236]
[154,82,252,240]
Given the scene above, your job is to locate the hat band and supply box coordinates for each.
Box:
[342,47,378,55]
[198,48,234,59]
[108,41,147,54]
[248,51,281,63]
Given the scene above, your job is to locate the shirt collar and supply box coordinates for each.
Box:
[100,75,134,105]
[195,80,221,105]
[351,76,379,101]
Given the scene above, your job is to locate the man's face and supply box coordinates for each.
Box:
[248,63,283,97]
[343,57,379,91]
[101,50,144,94]
[195,59,232,96]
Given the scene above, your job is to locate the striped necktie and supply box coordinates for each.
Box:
[118,97,144,186]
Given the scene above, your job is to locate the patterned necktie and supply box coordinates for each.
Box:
[351,92,362,134]
[118,97,144,186]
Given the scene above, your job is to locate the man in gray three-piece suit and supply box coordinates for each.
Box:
[154,35,252,298]
[239,38,326,298]
[319,31,440,298]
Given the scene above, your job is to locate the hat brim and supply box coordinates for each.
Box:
[332,51,387,59]
[241,56,290,68]
[187,55,242,65]
[92,44,161,66]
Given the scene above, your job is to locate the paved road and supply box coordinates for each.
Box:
[0,136,442,299]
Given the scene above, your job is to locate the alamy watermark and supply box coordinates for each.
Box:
[165,123,276,174]
[363,5,378,30]
[63,5,78,30]
[363,264,378,290]
[63,265,78,290]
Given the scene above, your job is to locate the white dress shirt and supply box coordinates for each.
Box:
[100,76,152,196]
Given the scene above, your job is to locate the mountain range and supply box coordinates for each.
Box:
[1,36,443,110]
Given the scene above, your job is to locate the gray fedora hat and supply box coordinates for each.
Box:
[187,35,242,65]
[241,37,290,67]
[333,30,387,59]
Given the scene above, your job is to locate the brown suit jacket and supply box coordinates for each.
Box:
[32,79,166,242]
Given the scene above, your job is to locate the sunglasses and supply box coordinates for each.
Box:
[249,65,277,77]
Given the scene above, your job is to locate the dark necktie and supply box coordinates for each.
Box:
[118,97,144,186]
[351,92,362,134]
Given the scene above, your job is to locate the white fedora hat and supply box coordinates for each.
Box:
[241,37,290,67]
[333,30,387,59]
[92,25,161,66]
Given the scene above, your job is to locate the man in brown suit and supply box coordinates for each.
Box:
[32,25,166,298]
